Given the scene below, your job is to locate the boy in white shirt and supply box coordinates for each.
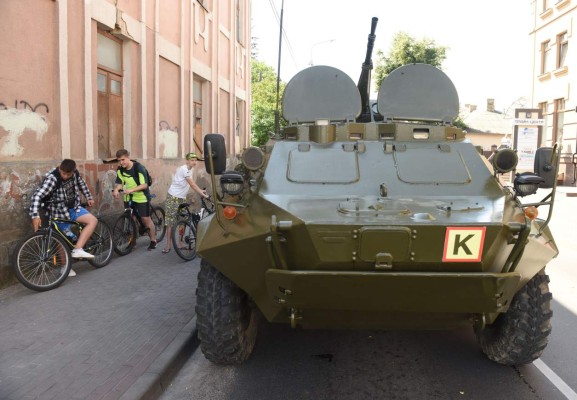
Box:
[163,152,209,253]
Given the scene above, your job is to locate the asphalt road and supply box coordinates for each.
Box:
[159,189,577,400]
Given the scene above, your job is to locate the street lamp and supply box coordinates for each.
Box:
[309,39,336,66]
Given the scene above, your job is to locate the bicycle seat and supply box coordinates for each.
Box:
[177,203,191,210]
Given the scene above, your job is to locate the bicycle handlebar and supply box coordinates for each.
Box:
[113,189,156,199]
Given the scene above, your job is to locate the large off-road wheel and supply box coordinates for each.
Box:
[196,259,258,364]
[475,270,552,365]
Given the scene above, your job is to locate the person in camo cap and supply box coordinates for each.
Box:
[162,152,209,254]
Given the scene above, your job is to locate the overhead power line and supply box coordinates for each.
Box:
[267,0,298,71]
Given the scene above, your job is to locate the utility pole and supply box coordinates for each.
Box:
[274,0,284,136]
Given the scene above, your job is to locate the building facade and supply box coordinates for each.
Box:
[530,0,576,183]
[461,99,515,155]
[0,0,251,286]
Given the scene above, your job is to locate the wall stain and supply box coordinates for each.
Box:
[159,120,179,159]
[0,101,50,157]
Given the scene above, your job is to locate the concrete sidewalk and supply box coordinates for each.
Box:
[0,238,199,400]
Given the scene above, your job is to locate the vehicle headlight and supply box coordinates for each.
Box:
[220,171,244,195]
[513,172,545,197]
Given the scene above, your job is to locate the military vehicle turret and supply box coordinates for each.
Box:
[195,17,560,366]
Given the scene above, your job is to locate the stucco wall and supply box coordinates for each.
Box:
[0,0,251,288]
[0,158,214,288]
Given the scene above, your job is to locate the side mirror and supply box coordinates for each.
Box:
[203,134,226,175]
[492,148,518,173]
[534,147,556,188]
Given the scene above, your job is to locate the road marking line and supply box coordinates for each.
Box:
[534,359,577,400]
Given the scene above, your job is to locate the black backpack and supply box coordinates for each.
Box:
[118,161,152,199]
[38,168,80,208]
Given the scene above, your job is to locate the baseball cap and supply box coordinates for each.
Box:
[186,152,203,161]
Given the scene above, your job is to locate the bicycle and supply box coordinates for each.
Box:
[112,191,166,255]
[172,194,215,261]
[13,200,113,292]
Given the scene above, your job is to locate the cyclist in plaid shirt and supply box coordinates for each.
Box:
[29,159,98,264]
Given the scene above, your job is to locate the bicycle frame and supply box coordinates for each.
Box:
[50,217,83,248]
[44,206,102,252]
[123,196,160,235]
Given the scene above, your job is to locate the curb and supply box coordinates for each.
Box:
[120,315,199,400]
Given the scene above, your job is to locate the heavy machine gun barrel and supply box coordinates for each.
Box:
[357,17,378,122]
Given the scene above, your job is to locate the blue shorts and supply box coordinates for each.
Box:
[56,207,90,231]
[69,207,90,221]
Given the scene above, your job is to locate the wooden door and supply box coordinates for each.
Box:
[97,68,123,159]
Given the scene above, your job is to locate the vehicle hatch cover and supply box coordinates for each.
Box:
[377,63,459,123]
[282,66,361,124]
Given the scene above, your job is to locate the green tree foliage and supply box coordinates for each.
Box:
[374,32,447,91]
[251,59,285,146]
[453,116,469,130]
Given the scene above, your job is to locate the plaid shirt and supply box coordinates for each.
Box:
[29,169,93,219]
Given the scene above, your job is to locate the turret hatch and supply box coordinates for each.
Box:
[282,66,362,124]
[377,63,459,124]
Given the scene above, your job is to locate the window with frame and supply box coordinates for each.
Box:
[235,99,244,137]
[236,0,245,45]
[553,98,565,143]
[193,78,203,150]
[556,32,568,69]
[540,40,550,74]
[539,101,548,116]
[96,31,123,158]
[542,0,549,12]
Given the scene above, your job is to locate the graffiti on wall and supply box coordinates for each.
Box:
[0,167,49,215]
[95,169,121,216]
[0,165,122,218]
[0,100,50,157]
[159,120,179,158]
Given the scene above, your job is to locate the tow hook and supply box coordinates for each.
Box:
[471,314,486,330]
[290,308,302,328]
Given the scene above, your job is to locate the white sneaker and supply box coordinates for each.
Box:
[71,248,95,259]
[68,269,77,277]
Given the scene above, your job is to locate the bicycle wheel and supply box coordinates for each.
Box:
[151,205,166,242]
[172,220,197,261]
[87,220,113,268]
[13,232,71,292]
[112,214,137,256]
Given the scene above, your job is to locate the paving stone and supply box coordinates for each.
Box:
[0,238,199,400]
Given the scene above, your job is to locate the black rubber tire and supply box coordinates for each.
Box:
[172,220,197,261]
[13,232,71,292]
[112,214,136,256]
[475,270,553,365]
[87,220,113,268]
[196,259,258,365]
[151,206,166,243]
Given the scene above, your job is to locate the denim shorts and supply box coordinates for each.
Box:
[55,207,90,232]
[69,207,90,220]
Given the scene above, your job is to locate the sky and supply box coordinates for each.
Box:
[251,0,534,114]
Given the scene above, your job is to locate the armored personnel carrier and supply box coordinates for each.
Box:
[195,18,560,366]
